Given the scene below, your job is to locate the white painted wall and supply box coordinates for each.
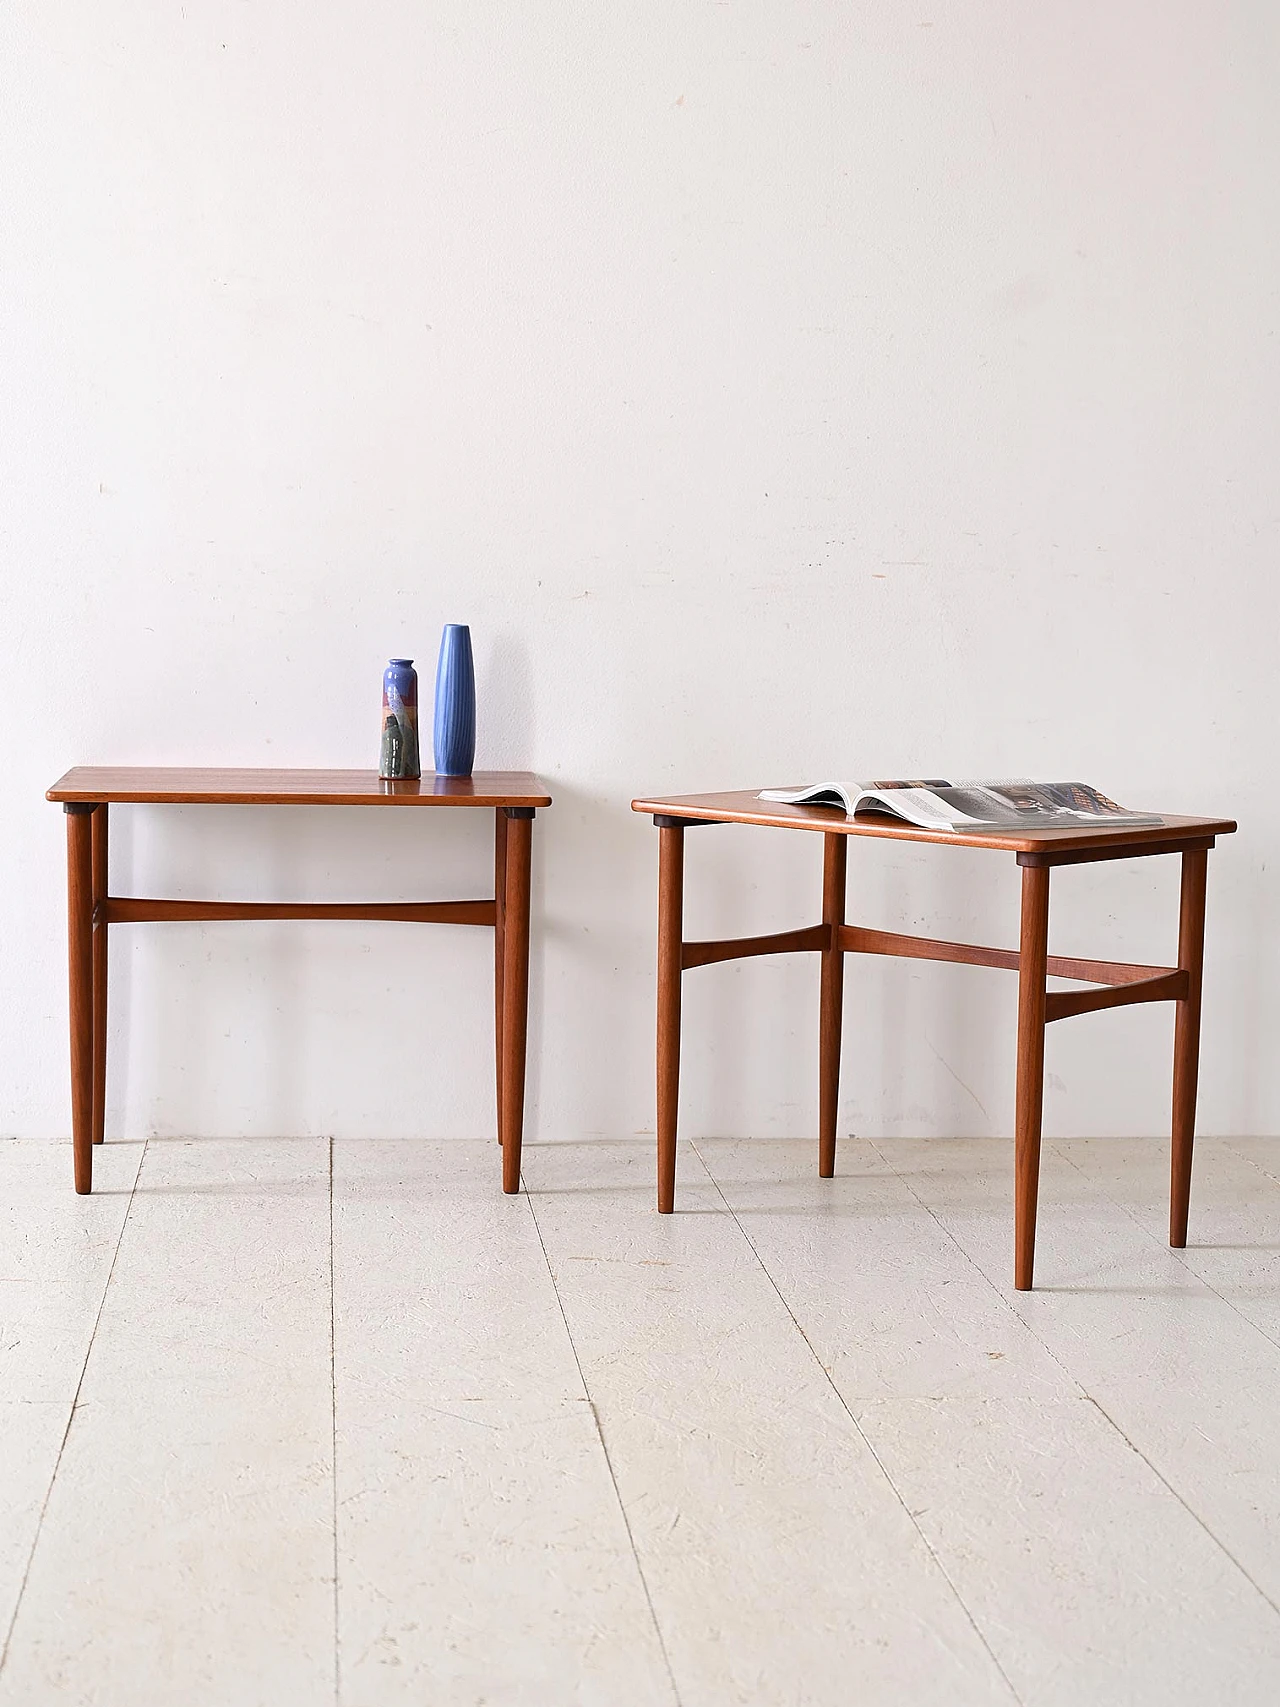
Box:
[2,3,1276,1146]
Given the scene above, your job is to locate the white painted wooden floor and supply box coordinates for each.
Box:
[3,1134,1280,1706]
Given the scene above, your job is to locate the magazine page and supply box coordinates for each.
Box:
[760,780,952,812]
[759,780,982,830]
[947,782,1162,828]
[853,785,987,830]
[758,783,862,812]
[759,780,1162,831]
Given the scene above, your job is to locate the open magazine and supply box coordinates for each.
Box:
[758,780,1162,833]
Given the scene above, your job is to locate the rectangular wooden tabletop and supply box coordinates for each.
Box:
[631,788,1235,856]
[48,768,552,808]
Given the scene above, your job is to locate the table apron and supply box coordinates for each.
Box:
[1017,835,1216,868]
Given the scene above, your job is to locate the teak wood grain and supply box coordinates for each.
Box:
[48,767,551,808]
[818,834,847,1180]
[839,924,1182,985]
[1014,864,1051,1290]
[656,823,685,1215]
[1170,849,1208,1247]
[494,809,508,1150]
[51,770,550,1196]
[681,925,828,970]
[499,814,533,1195]
[90,805,108,1148]
[66,810,94,1194]
[634,786,1235,1290]
[103,899,496,926]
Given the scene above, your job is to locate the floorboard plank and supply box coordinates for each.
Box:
[856,1392,1280,1707]
[700,1136,1280,1706]
[873,1137,1280,1638]
[5,1133,1280,1706]
[0,1138,334,1707]
[1061,1137,1280,1344]
[522,1139,1017,1707]
[333,1139,675,1707]
[0,1139,143,1405]
[0,1138,142,1665]
[697,1136,1067,1401]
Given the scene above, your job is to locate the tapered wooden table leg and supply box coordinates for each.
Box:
[66,805,95,1194]
[494,807,507,1146]
[819,833,847,1178]
[1170,848,1208,1248]
[1014,862,1051,1290]
[500,810,533,1194]
[91,804,108,1146]
[656,823,684,1213]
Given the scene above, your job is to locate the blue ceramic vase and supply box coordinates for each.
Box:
[379,658,421,779]
[433,624,476,777]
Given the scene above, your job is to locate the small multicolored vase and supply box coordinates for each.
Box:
[433,624,476,778]
[379,658,421,779]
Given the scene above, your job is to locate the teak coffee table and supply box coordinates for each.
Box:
[47,768,552,1196]
[632,789,1237,1289]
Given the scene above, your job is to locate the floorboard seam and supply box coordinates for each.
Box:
[0,1139,145,1680]
[329,1136,340,1707]
[523,1170,684,1707]
[872,1137,1280,1628]
[1050,1140,1280,1356]
[689,1141,1025,1707]
[1222,1137,1280,1192]
[1042,1140,1280,1622]
[863,1138,1087,1398]
[1081,1393,1280,1623]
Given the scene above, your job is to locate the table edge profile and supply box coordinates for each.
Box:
[47,768,552,808]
